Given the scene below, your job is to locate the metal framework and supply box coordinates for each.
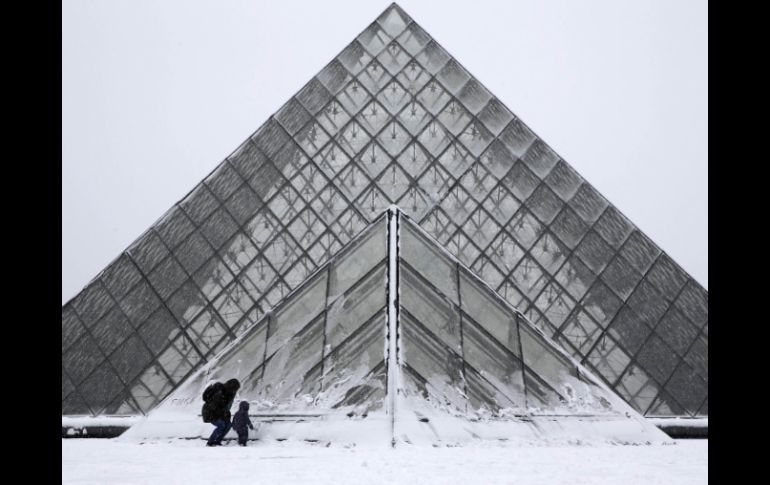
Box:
[62,4,707,419]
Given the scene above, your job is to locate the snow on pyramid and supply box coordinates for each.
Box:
[121,208,667,445]
[63,4,707,423]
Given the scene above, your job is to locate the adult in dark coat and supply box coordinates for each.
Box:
[231,401,255,446]
[202,378,240,446]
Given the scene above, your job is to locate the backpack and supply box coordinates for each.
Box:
[201,383,221,423]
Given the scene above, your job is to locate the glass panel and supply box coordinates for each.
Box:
[415,40,449,74]
[90,305,134,355]
[560,310,602,355]
[224,183,262,225]
[396,22,430,55]
[432,145,467,184]
[655,306,699,356]
[586,334,631,385]
[437,99,471,136]
[357,22,392,56]
[317,102,351,141]
[464,208,500,251]
[482,139,516,179]
[594,207,633,250]
[502,161,540,201]
[128,231,169,274]
[666,363,707,415]
[478,98,513,136]
[499,117,536,158]
[256,315,324,406]
[110,334,153,384]
[72,281,115,328]
[457,78,492,115]
[507,208,543,250]
[337,120,371,157]
[684,336,708,382]
[635,335,678,384]
[267,271,328,357]
[581,281,622,328]
[357,100,390,136]
[627,278,670,327]
[418,120,451,156]
[157,333,203,384]
[544,160,582,201]
[488,232,525,274]
[137,306,180,354]
[182,184,220,226]
[674,281,708,328]
[329,218,387,298]
[317,60,352,96]
[401,265,461,352]
[376,42,410,76]
[533,282,575,329]
[458,121,493,157]
[509,256,548,301]
[296,77,333,116]
[607,305,652,355]
[275,98,312,136]
[62,306,86,353]
[417,79,451,115]
[574,230,614,274]
[321,316,385,410]
[619,231,660,274]
[327,264,386,351]
[401,312,468,410]
[459,163,497,202]
[337,41,372,75]
[616,364,659,415]
[63,333,104,385]
[550,207,589,249]
[174,231,215,276]
[470,256,505,291]
[446,231,481,267]
[251,119,291,159]
[213,281,254,330]
[376,4,410,37]
[248,160,286,202]
[204,163,243,203]
[147,256,188,300]
[79,365,125,415]
[601,255,642,300]
[401,219,459,304]
[337,80,372,116]
[355,185,391,221]
[527,184,563,224]
[227,141,268,183]
[357,60,390,94]
[521,139,558,179]
[519,324,578,397]
[647,254,688,299]
[459,270,519,355]
[100,254,143,301]
[530,230,569,273]
[214,320,268,382]
[376,121,410,156]
[396,60,431,97]
[569,183,608,224]
[482,186,520,226]
[200,207,239,250]
[462,318,526,409]
[436,59,470,95]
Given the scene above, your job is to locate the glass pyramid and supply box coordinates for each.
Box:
[62,4,707,420]
[124,208,664,444]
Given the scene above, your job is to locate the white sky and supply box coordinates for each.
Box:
[62,0,708,304]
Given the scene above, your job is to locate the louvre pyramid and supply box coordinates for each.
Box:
[62,4,707,421]
[122,209,666,444]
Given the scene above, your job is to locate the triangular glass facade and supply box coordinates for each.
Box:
[62,4,707,419]
[127,209,659,443]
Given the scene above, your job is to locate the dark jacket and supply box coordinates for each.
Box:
[232,401,254,435]
[201,379,240,423]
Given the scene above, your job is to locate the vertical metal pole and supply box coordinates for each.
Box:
[386,207,401,448]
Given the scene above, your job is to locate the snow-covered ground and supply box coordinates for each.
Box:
[62,438,707,485]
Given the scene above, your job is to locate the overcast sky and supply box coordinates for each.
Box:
[62,0,708,304]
